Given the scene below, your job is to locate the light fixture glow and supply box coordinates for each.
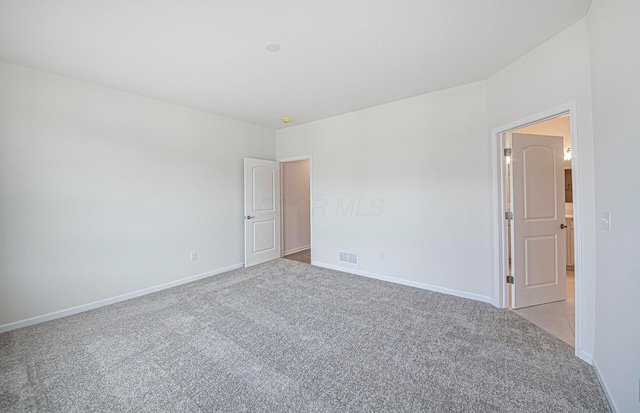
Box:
[281,117,292,124]
[564,147,572,161]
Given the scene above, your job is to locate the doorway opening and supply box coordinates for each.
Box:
[491,102,588,362]
[505,115,575,347]
[280,157,312,264]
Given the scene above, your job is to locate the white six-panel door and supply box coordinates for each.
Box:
[511,133,566,309]
[244,158,281,267]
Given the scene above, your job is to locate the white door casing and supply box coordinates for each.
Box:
[511,133,566,309]
[244,158,281,267]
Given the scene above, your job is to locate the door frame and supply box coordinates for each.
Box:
[490,101,587,361]
[277,155,313,263]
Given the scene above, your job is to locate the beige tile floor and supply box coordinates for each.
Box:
[511,271,575,347]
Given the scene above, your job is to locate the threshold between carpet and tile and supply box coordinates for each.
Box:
[0,259,610,412]
[512,271,576,347]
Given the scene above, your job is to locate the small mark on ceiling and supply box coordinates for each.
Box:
[265,42,280,52]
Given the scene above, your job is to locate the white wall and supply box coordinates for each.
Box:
[276,18,600,358]
[0,61,274,327]
[587,1,640,411]
[277,81,493,302]
[486,19,597,358]
[282,160,310,254]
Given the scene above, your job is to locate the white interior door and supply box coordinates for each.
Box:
[244,158,281,267]
[511,133,566,309]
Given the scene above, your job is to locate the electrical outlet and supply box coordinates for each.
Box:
[379,251,384,260]
[190,251,198,261]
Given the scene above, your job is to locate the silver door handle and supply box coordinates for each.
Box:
[246,215,255,220]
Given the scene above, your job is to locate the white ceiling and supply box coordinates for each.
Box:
[0,0,591,130]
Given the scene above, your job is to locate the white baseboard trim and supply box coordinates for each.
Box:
[592,359,618,413]
[311,261,494,305]
[0,262,243,334]
[284,245,311,256]
[577,349,593,365]
[485,297,498,307]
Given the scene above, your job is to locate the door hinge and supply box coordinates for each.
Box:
[505,211,513,220]
[506,275,514,284]
[504,148,512,157]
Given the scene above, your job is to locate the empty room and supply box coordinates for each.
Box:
[1,0,638,412]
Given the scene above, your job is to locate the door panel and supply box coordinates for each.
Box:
[252,167,275,212]
[244,158,281,267]
[524,235,558,287]
[523,146,556,220]
[253,220,276,253]
[511,133,566,309]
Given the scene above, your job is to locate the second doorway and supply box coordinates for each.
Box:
[281,159,311,264]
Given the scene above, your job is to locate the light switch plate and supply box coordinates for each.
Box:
[601,211,611,231]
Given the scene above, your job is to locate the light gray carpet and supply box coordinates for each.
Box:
[0,259,610,412]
